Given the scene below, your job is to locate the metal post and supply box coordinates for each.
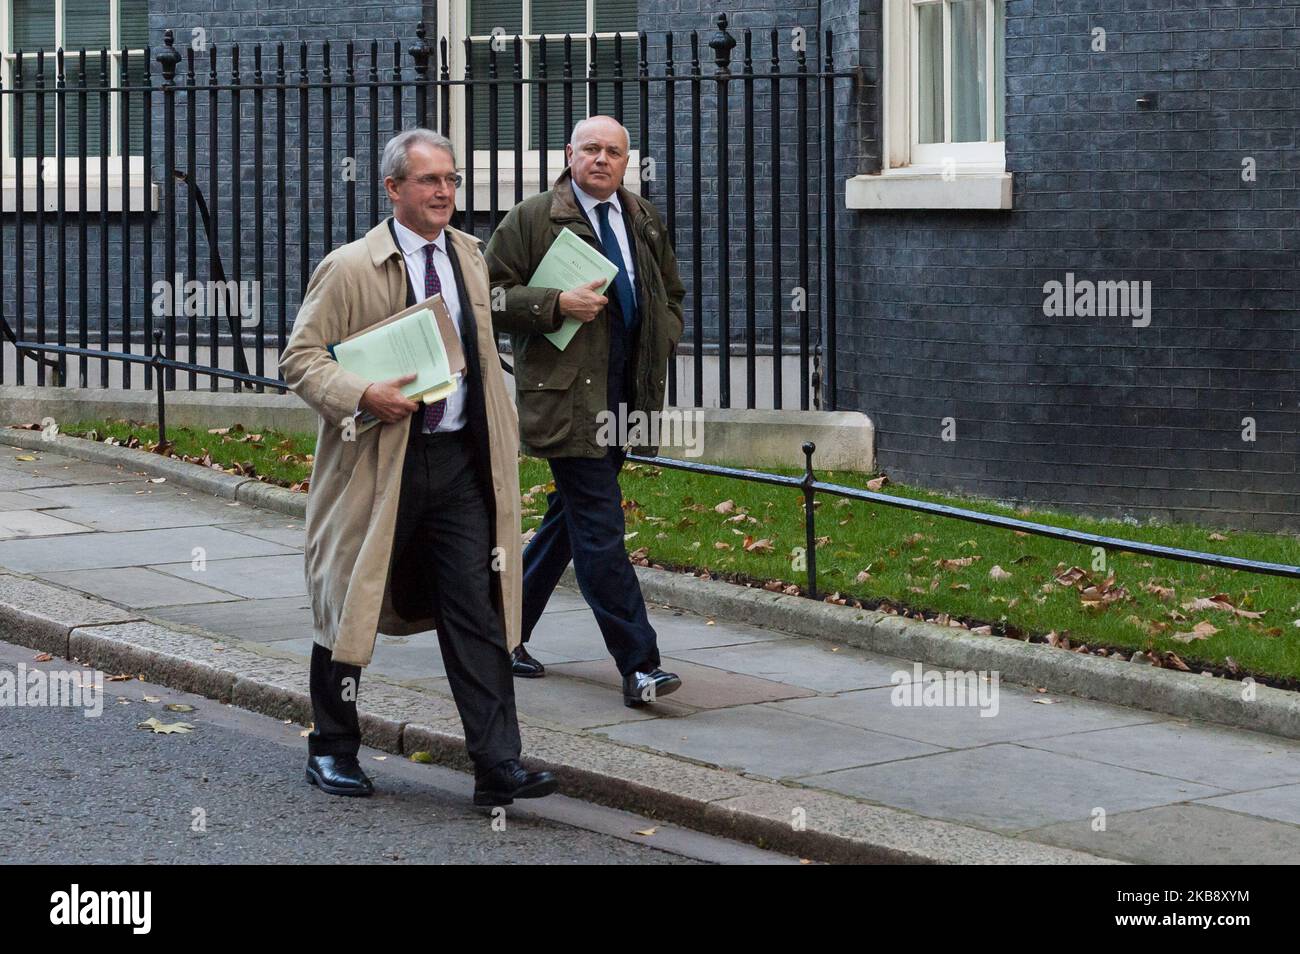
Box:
[153,331,167,446]
[802,440,817,599]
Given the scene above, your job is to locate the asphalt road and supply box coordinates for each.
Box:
[0,640,795,864]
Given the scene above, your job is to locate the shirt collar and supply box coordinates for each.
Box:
[570,179,622,220]
[391,216,446,258]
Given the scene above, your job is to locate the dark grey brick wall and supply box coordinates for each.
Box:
[833,0,1298,531]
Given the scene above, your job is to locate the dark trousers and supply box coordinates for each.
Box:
[308,428,521,771]
[520,442,660,677]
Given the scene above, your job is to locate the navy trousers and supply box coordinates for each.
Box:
[519,307,660,677]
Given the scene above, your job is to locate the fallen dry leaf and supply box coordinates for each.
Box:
[136,717,194,735]
[1142,582,1176,602]
[936,556,977,571]
[1171,620,1219,643]
[1054,566,1089,587]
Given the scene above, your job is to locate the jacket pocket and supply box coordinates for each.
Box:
[517,362,580,450]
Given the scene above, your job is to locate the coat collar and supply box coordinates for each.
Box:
[365,216,482,269]
[549,166,645,231]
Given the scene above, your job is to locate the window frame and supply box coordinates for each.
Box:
[443,0,642,208]
[884,0,1006,174]
[0,0,155,211]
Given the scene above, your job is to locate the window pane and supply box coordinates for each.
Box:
[951,0,987,142]
[469,40,518,149]
[65,0,112,50]
[529,39,571,149]
[120,0,150,50]
[993,0,1005,139]
[469,0,522,35]
[123,52,146,154]
[591,40,640,146]
[13,60,56,157]
[11,0,55,50]
[916,3,943,144]
[594,0,638,33]
[530,0,585,36]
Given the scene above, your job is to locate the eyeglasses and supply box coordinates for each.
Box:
[404,172,463,190]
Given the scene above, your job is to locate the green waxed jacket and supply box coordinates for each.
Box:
[484,167,685,458]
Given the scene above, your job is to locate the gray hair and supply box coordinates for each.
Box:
[569,116,630,152]
[381,128,456,180]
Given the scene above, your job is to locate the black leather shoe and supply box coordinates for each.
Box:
[623,669,682,708]
[473,759,558,806]
[305,754,374,797]
[511,644,546,678]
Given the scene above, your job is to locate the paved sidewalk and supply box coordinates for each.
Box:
[2,443,1300,864]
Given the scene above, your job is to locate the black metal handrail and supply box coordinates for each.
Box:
[626,443,1300,594]
[12,339,1294,591]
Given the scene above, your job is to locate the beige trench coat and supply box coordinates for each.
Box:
[279,219,522,667]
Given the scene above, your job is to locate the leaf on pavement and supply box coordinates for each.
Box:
[136,717,194,735]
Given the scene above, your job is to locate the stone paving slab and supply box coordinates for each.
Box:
[1025,803,1300,865]
[27,496,255,533]
[669,638,917,694]
[710,787,1118,865]
[422,669,687,729]
[1022,721,1300,792]
[38,565,244,608]
[0,490,60,511]
[0,571,140,655]
[597,704,945,779]
[551,657,817,709]
[799,743,1227,833]
[771,683,1165,748]
[0,452,139,489]
[0,509,95,539]
[213,519,306,548]
[145,595,313,642]
[1195,784,1300,828]
[0,524,298,573]
[148,553,309,600]
[18,482,193,506]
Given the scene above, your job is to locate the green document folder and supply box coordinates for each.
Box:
[528,226,620,351]
[329,306,457,411]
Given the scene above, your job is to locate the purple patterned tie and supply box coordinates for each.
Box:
[422,241,447,431]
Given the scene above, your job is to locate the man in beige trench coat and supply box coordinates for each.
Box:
[279,128,556,806]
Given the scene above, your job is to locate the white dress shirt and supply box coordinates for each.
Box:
[356,217,468,433]
[571,179,637,312]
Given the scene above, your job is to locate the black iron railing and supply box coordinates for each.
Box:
[15,338,1293,595]
[0,15,865,412]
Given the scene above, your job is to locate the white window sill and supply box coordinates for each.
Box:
[1,177,161,213]
[845,169,1013,211]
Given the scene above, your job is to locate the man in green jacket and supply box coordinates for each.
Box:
[485,115,686,708]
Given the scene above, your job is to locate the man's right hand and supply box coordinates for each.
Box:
[358,373,421,424]
[557,278,607,323]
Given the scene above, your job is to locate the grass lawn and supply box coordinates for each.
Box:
[38,416,1300,685]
